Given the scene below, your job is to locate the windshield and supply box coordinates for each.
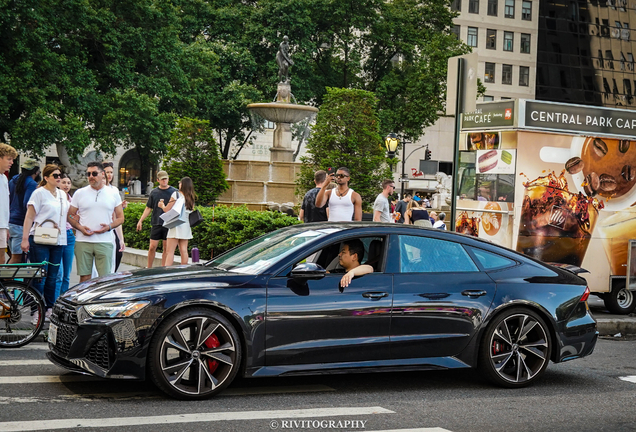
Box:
[206,227,341,274]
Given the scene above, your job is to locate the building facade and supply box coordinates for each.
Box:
[536,0,636,109]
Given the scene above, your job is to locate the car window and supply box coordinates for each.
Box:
[469,247,516,270]
[296,236,386,273]
[398,235,479,273]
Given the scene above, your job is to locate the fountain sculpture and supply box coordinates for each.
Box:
[247,36,318,162]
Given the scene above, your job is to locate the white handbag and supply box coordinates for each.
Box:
[160,193,187,229]
[33,193,63,245]
[33,220,60,245]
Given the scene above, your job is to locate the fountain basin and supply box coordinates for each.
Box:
[247,103,318,124]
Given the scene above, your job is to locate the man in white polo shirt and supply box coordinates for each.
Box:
[67,161,125,282]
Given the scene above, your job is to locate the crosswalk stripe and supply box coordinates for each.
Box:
[0,344,49,351]
[0,360,50,366]
[0,384,335,403]
[0,375,93,384]
[619,375,636,383]
[0,406,395,431]
[370,429,452,432]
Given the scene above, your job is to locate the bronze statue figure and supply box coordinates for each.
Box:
[276,36,294,83]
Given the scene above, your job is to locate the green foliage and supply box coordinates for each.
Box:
[123,203,300,259]
[162,118,229,205]
[297,88,392,211]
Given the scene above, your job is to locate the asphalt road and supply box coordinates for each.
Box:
[0,337,634,432]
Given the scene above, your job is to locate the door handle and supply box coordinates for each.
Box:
[362,291,389,300]
[419,293,450,299]
[462,290,488,297]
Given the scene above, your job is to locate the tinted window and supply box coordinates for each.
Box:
[399,236,478,273]
[470,248,516,270]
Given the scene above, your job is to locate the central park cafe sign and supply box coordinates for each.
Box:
[461,100,636,139]
[521,100,636,138]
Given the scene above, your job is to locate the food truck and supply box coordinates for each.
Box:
[458,99,636,314]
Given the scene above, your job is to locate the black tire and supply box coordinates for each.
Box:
[0,283,45,348]
[148,308,242,400]
[478,307,552,388]
[604,281,636,314]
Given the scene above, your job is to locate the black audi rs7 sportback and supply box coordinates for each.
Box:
[47,223,598,399]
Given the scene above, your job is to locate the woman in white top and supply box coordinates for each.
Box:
[158,177,196,266]
[21,165,69,315]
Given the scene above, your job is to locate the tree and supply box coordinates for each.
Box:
[162,117,229,205]
[297,88,392,210]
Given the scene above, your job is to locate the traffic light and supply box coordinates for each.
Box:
[425,149,432,160]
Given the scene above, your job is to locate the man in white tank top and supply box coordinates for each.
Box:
[315,167,363,221]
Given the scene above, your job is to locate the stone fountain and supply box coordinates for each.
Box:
[247,36,318,162]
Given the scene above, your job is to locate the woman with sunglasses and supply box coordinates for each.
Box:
[158,177,196,266]
[21,165,70,320]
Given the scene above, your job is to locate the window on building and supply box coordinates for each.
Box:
[606,50,614,69]
[621,52,627,70]
[520,34,531,53]
[264,120,275,129]
[484,62,496,83]
[616,21,622,28]
[488,0,498,15]
[452,25,461,39]
[519,66,529,86]
[628,53,634,71]
[624,79,632,95]
[598,50,604,68]
[603,78,611,93]
[502,64,512,84]
[486,29,497,49]
[451,0,462,11]
[613,79,620,94]
[505,0,515,18]
[483,95,494,101]
[521,0,531,20]
[469,0,479,13]
[503,32,514,51]
[467,27,478,47]
[501,97,512,100]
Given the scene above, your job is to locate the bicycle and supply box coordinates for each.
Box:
[0,263,47,348]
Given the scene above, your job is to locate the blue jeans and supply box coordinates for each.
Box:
[56,229,75,298]
[29,236,63,309]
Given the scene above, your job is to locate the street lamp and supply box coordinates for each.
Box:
[385,132,399,172]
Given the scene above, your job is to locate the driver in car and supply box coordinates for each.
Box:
[331,239,373,288]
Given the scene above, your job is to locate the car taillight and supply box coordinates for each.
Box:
[580,286,590,303]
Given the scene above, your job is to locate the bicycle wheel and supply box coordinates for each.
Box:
[0,282,45,348]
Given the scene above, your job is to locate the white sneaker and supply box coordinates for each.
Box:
[44,309,52,323]
[31,311,40,326]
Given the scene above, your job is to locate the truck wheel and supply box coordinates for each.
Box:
[604,281,636,314]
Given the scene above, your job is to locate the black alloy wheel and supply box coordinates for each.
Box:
[148,308,241,399]
[478,308,552,388]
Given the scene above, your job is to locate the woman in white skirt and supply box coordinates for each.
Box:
[158,177,196,266]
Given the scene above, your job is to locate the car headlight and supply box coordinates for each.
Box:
[83,301,150,318]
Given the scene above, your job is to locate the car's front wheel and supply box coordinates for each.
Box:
[478,308,552,388]
[148,308,241,400]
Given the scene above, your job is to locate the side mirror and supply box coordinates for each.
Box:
[290,263,326,279]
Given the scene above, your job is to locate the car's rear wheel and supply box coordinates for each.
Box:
[148,308,241,400]
[478,308,552,388]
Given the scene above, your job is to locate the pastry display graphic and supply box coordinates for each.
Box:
[501,150,513,165]
[481,202,502,236]
[478,150,499,173]
[456,212,479,236]
[467,132,499,150]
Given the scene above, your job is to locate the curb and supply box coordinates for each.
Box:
[595,317,636,336]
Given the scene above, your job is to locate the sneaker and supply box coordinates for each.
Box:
[31,311,40,326]
[45,309,52,323]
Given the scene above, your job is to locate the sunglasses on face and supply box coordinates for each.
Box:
[86,171,100,177]
[51,173,61,179]
[335,174,349,178]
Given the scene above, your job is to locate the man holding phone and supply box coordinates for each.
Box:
[299,170,328,223]
[315,167,363,221]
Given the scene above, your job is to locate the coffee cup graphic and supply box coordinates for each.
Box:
[540,136,636,211]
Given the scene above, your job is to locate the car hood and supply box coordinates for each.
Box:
[60,265,256,304]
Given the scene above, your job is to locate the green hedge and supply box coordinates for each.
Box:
[122,203,301,260]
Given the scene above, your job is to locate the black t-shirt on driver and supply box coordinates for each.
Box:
[146,186,177,226]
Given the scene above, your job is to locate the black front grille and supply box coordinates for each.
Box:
[50,318,77,357]
[86,334,111,370]
[51,300,78,357]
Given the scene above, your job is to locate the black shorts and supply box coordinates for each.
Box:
[150,225,169,241]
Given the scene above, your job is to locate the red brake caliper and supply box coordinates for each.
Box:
[492,340,502,356]
[204,334,220,373]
